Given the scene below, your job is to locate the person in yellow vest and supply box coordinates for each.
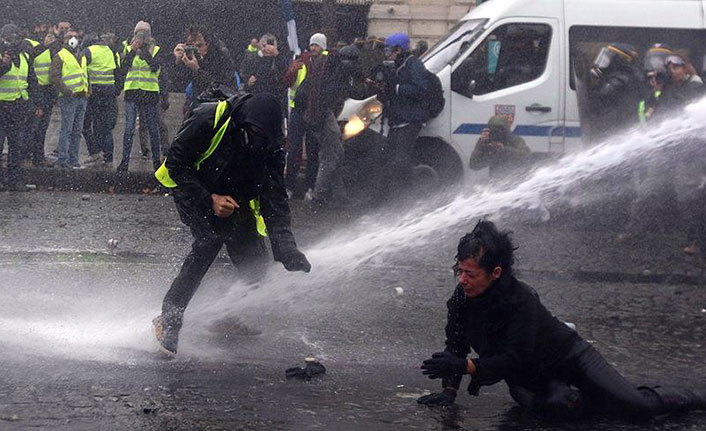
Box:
[81,32,121,169]
[117,21,168,172]
[152,93,311,356]
[282,33,328,199]
[24,25,58,168]
[49,28,88,169]
[0,24,31,190]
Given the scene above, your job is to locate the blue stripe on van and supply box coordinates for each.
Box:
[453,123,582,137]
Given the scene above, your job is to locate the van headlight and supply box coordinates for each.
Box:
[343,99,383,141]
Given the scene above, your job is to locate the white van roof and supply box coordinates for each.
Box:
[461,0,705,29]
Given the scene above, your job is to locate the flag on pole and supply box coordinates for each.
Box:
[281,0,301,56]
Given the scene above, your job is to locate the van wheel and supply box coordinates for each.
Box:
[414,138,463,188]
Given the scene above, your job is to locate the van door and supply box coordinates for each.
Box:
[449,18,563,160]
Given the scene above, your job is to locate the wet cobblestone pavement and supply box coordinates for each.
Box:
[0,191,704,430]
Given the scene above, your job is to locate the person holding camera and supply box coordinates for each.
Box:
[239,33,287,108]
[81,31,122,169]
[375,32,428,195]
[49,27,89,170]
[173,25,235,113]
[117,21,168,172]
[0,23,34,189]
[469,115,530,180]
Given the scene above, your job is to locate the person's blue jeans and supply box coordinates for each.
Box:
[57,96,88,167]
[121,100,160,170]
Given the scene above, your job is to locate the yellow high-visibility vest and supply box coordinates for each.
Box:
[155,100,267,237]
[124,45,161,92]
[0,54,29,102]
[287,50,327,109]
[87,45,118,86]
[57,48,88,95]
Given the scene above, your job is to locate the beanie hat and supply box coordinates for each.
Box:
[385,32,410,50]
[134,21,151,35]
[488,115,508,128]
[309,33,327,50]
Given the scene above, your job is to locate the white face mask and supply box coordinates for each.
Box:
[68,36,79,48]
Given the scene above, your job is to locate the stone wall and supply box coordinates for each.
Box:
[367,0,475,44]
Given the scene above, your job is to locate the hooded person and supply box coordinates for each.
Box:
[469,115,531,180]
[153,92,311,356]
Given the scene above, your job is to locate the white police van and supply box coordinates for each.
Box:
[341,0,706,185]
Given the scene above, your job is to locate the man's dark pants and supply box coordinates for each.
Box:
[161,195,268,334]
[285,109,319,193]
[83,91,117,162]
[382,122,423,192]
[26,86,57,164]
[0,101,24,185]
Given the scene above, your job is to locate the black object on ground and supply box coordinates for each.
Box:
[285,361,326,380]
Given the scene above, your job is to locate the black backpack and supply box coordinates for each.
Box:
[422,67,445,121]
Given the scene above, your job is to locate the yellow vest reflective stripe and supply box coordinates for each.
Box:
[87,45,117,85]
[124,45,161,92]
[287,51,327,108]
[247,44,258,53]
[155,100,267,236]
[18,53,30,100]
[57,48,88,94]
[288,64,307,109]
[34,48,52,86]
[0,55,26,101]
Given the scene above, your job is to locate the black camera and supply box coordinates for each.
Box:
[184,44,198,59]
[488,126,507,143]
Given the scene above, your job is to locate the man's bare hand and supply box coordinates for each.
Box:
[479,128,490,142]
[183,54,199,71]
[211,194,239,218]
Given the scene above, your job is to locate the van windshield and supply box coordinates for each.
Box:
[423,18,487,73]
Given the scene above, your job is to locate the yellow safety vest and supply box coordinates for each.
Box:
[246,44,258,53]
[287,50,327,109]
[124,45,161,92]
[28,39,52,86]
[0,54,28,102]
[57,48,88,95]
[17,52,30,100]
[155,100,268,237]
[87,45,118,86]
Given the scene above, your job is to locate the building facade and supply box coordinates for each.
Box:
[367,0,476,44]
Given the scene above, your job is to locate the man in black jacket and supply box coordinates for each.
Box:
[153,93,311,356]
[418,220,706,420]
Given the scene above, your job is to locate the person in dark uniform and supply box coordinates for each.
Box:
[418,220,706,420]
[153,93,311,356]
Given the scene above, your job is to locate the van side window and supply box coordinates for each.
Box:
[452,23,552,97]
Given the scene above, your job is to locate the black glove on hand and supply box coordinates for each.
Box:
[280,249,311,273]
[421,351,468,379]
[417,389,456,406]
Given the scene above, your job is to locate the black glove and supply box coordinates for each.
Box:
[421,351,468,379]
[160,98,170,111]
[417,389,456,406]
[279,249,311,273]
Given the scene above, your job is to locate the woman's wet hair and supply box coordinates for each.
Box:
[455,220,516,275]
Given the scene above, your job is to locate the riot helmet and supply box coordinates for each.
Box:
[590,43,639,79]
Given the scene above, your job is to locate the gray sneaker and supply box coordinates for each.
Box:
[152,315,178,357]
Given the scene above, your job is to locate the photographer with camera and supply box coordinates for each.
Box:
[173,25,235,113]
[0,23,33,190]
[117,21,168,172]
[469,115,530,181]
[372,32,428,196]
[239,33,287,108]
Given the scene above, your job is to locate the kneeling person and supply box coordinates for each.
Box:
[154,93,311,356]
[418,220,706,420]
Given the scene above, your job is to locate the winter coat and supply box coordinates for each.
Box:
[387,53,428,125]
[442,275,580,395]
[165,94,297,260]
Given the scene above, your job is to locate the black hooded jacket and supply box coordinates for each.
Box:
[165,93,297,259]
[442,275,581,395]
